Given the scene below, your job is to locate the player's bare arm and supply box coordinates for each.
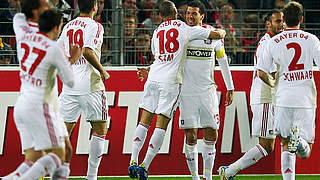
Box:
[68,44,82,64]
[83,47,110,81]
[258,69,275,87]
[209,29,226,39]
[137,67,150,81]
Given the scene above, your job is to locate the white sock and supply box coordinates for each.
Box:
[143,128,166,170]
[87,134,105,180]
[281,151,296,180]
[226,144,268,177]
[202,139,216,180]
[130,123,149,164]
[52,162,70,180]
[3,160,33,179]
[297,138,310,159]
[184,143,199,179]
[19,153,61,180]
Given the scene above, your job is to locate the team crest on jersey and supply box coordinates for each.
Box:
[204,39,212,44]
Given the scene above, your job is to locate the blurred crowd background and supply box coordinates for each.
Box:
[0,0,319,66]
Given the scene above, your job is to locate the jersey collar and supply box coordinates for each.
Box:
[36,31,49,38]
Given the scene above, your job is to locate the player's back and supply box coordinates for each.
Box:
[267,29,320,108]
[148,19,210,84]
[18,32,69,106]
[58,16,104,95]
[182,24,221,96]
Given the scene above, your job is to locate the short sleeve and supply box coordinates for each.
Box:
[312,35,320,68]
[257,41,273,73]
[83,22,104,50]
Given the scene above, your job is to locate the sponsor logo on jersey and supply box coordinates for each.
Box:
[187,49,212,58]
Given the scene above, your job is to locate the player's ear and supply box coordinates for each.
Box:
[300,16,304,24]
[200,14,205,21]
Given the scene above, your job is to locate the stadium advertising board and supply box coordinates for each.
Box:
[0,67,319,176]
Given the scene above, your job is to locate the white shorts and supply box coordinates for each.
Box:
[59,90,109,123]
[179,88,220,129]
[274,106,315,143]
[139,80,181,118]
[14,96,66,151]
[251,103,275,139]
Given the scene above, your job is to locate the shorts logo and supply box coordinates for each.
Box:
[181,120,184,125]
[269,130,274,135]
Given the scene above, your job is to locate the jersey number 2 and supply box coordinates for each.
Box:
[157,28,179,54]
[20,43,46,75]
[287,42,303,71]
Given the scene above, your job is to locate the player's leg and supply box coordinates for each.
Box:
[57,93,82,179]
[179,95,200,180]
[220,103,274,179]
[185,128,200,180]
[18,103,66,179]
[200,90,219,180]
[279,136,296,180]
[130,110,154,166]
[202,128,218,180]
[129,81,159,178]
[79,90,109,180]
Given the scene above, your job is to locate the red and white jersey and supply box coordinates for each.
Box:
[250,32,277,105]
[182,24,230,96]
[257,29,320,108]
[148,19,211,84]
[58,16,105,95]
[13,13,39,41]
[17,32,74,109]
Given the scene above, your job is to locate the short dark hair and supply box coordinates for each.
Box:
[39,9,63,33]
[264,9,282,23]
[78,0,97,14]
[187,0,206,15]
[159,0,176,18]
[21,0,41,19]
[282,1,303,27]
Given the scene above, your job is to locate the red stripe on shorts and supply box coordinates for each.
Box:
[43,104,58,147]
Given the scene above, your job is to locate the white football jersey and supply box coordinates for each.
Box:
[17,32,74,110]
[58,16,105,95]
[182,24,228,96]
[257,29,320,108]
[13,13,39,41]
[148,19,211,84]
[250,32,277,105]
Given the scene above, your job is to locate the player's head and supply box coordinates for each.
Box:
[186,0,206,26]
[264,9,284,35]
[39,9,63,40]
[159,0,177,20]
[78,0,98,15]
[22,0,51,20]
[282,1,303,28]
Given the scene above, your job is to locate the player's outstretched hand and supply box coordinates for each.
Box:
[100,70,110,82]
[69,44,81,64]
[137,67,150,81]
[225,90,234,106]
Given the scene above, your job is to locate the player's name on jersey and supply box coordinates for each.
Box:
[21,34,50,49]
[159,53,174,62]
[283,70,312,82]
[20,71,42,87]
[274,32,308,43]
[66,19,87,29]
[187,49,212,58]
[158,20,181,28]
